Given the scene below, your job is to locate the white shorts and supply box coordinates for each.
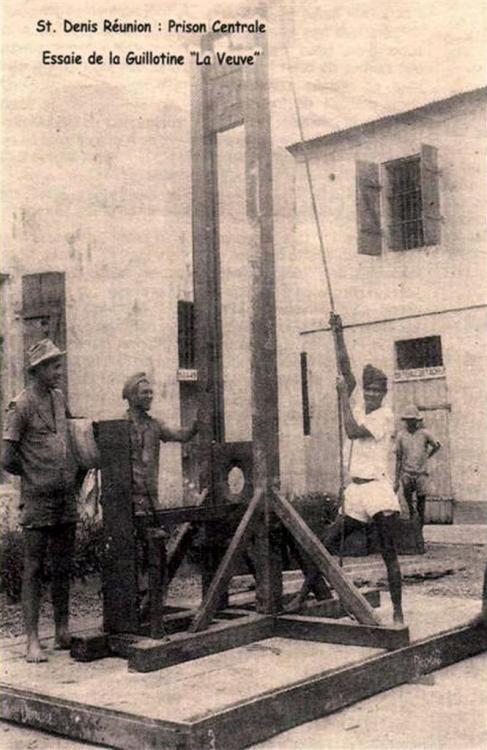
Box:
[344,478,400,524]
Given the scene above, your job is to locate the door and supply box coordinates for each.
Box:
[394,370,453,501]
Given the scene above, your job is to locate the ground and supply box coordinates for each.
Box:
[1,542,485,639]
[1,538,485,750]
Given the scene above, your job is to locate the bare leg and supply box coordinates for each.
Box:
[401,476,415,519]
[22,528,49,662]
[374,511,404,624]
[135,515,151,621]
[50,523,76,649]
[416,495,426,528]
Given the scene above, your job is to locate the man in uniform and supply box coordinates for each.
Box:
[122,372,198,617]
[288,314,404,624]
[2,339,80,662]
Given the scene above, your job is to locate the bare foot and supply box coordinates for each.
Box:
[26,640,48,663]
[54,631,72,650]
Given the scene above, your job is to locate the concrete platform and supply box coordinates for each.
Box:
[1,593,486,750]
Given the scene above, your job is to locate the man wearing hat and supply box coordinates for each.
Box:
[287,314,404,624]
[2,339,80,662]
[122,372,198,618]
[394,405,440,527]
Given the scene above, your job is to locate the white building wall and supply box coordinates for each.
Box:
[292,94,487,334]
[273,92,487,503]
[2,46,194,507]
[301,307,487,503]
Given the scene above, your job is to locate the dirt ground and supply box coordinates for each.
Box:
[1,541,485,640]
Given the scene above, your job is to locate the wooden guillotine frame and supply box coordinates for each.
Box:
[71,23,412,670]
[4,19,487,750]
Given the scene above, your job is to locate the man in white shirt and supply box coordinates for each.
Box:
[288,314,404,624]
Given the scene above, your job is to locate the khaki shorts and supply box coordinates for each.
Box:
[344,478,400,524]
[402,472,428,496]
[20,488,77,528]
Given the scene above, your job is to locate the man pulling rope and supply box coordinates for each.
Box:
[288,314,405,625]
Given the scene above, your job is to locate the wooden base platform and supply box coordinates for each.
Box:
[70,587,382,665]
[1,595,486,750]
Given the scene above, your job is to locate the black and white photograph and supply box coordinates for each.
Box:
[1,1,486,748]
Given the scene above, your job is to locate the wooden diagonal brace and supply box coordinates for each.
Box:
[189,488,264,632]
[165,489,208,584]
[270,490,381,626]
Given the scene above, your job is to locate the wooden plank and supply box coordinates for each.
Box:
[70,631,110,662]
[127,614,275,673]
[108,633,146,658]
[189,489,264,632]
[276,615,410,650]
[187,623,487,750]
[165,489,209,584]
[1,686,190,750]
[156,501,243,526]
[244,34,283,615]
[270,491,381,626]
[98,420,139,634]
[3,622,485,750]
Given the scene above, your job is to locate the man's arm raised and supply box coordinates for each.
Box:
[330,312,356,396]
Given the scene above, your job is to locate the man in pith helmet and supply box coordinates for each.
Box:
[2,339,80,662]
[394,404,440,527]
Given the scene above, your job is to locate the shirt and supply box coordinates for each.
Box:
[396,427,438,475]
[349,402,395,481]
[3,386,78,494]
[125,410,174,503]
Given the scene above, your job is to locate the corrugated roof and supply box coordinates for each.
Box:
[287,87,487,155]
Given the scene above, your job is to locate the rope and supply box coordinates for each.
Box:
[282,27,346,566]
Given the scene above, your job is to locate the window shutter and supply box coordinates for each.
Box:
[300,352,311,436]
[177,300,195,369]
[421,144,441,246]
[356,161,382,255]
[22,272,68,393]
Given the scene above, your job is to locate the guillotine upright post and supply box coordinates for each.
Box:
[191,26,283,612]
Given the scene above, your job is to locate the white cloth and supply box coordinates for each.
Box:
[344,479,400,524]
[342,400,400,522]
[349,403,395,481]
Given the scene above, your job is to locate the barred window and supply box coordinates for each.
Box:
[386,157,424,250]
[395,336,443,370]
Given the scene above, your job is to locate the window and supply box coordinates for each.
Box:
[177,300,195,369]
[386,157,423,250]
[22,272,68,395]
[356,144,441,255]
[300,352,311,436]
[395,336,443,370]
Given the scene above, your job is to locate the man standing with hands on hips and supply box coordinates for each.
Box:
[2,339,80,662]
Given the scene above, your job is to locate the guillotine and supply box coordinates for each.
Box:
[72,23,411,669]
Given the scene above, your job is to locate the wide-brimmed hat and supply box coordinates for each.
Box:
[68,419,100,469]
[27,338,66,371]
[401,405,423,421]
